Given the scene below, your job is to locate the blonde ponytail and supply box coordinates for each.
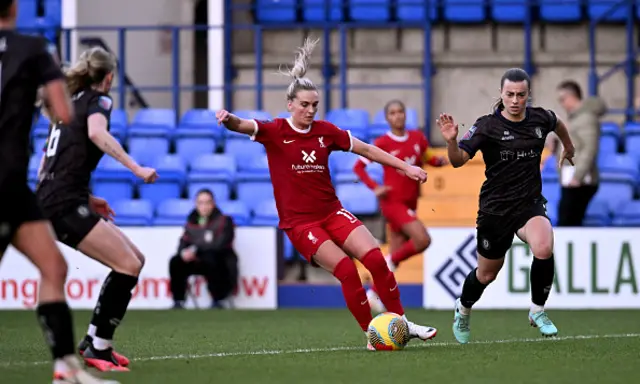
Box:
[279,37,320,100]
[65,47,117,95]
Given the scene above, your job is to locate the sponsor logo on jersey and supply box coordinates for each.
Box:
[98,96,113,111]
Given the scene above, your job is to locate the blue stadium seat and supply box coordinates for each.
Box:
[625,136,640,164]
[43,0,62,25]
[583,199,611,227]
[326,109,369,141]
[255,0,296,22]
[127,137,170,166]
[33,137,47,155]
[175,136,217,164]
[303,0,343,21]
[237,181,275,211]
[330,151,360,184]
[350,0,390,21]
[251,199,279,226]
[336,184,378,215]
[397,0,437,21]
[110,109,128,141]
[28,154,41,182]
[276,111,291,119]
[444,0,485,22]
[541,181,560,204]
[178,109,224,140]
[601,121,620,138]
[612,201,640,227]
[217,201,251,226]
[541,155,558,183]
[154,199,193,226]
[138,155,187,207]
[188,182,231,201]
[283,235,296,261]
[539,0,581,22]
[132,108,176,127]
[188,154,237,183]
[224,139,265,165]
[491,0,527,22]
[600,135,618,155]
[92,181,134,203]
[233,110,272,122]
[598,154,638,180]
[16,0,37,29]
[237,154,270,182]
[593,181,634,212]
[588,0,629,21]
[112,199,153,226]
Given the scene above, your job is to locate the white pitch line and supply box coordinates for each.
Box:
[3,333,639,368]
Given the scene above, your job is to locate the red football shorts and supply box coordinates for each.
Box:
[380,200,418,233]
[284,207,363,264]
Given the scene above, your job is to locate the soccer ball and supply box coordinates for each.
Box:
[367,312,410,351]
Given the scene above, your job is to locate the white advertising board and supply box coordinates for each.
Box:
[0,227,277,310]
[423,228,639,309]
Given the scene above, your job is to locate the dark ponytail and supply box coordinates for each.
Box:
[492,68,531,112]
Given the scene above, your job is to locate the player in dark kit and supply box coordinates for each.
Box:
[0,1,118,383]
[37,47,158,372]
[437,68,575,344]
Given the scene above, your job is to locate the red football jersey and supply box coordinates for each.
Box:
[361,130,429,204]
[251,117,354,229]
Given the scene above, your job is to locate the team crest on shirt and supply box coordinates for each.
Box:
[98,96,113,111]
[461,126,477,140]
[307,231,318,244]
[535,127,543,139]
[318,136,326,148]
[414,144,420,154]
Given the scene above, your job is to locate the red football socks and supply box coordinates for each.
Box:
[361,248,405,316]
[333,257,372,332]
[390,239,418,266]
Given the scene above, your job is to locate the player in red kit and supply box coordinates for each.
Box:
[215,37,437,349]
[353,100,447,313]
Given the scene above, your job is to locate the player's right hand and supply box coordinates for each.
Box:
[216,109,231,125]
[135,167,158,183]
[404,165,428,184]
[373,185,391,198]
[436,113,459,142]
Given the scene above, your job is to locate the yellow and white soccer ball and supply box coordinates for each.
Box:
[367,312,410,351]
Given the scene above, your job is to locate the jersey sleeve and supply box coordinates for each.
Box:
[545,109,558,132]
[250,119,279,144]
[87,94,113,120]
[458,119,485,159]
[326,123,354,152]
[31,39,64,86]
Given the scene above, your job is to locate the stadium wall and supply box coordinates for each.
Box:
[0,228,637,310]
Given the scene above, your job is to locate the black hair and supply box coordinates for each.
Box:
[0,0,14,18]
[196,188,215,201]
[383,99,405,115]
[492,68,532,112]
[557,80,583,100]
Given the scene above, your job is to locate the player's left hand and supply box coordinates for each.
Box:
[558,145,575,167]
[89,196,115,221]
[404,165,427,184]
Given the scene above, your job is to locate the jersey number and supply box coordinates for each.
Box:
[336,208,358,224]
[46,125,61,157]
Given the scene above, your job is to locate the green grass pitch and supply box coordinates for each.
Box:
[1,309,639,383]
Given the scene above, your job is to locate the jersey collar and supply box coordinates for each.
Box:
[286,118,311,134]
[386,131,409,142]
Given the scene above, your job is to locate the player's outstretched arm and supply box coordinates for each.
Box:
[352,138,427,183]
[216,109,256,136]
[553,118,576,166]
[437,113,470,168]
[87,114,145,175]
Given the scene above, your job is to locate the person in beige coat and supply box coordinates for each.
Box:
[550,80,606,226]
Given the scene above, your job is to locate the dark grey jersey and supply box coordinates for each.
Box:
[458,106,558,215]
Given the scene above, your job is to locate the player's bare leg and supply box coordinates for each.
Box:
[345,226,437,342]
[76,220,143,371]
[11,221,119,384]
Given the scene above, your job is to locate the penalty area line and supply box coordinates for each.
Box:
[4,332,640,368]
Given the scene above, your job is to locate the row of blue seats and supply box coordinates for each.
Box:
[17,0,60,41]
[255,0,638,23]
[543,153,640,185]
[91,181,379,227]
[545,198,640,227]
[32,108,420,140]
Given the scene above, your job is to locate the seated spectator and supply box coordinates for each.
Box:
[169,189,238,309]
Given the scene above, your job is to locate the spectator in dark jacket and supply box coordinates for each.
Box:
[169,189,238,309]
